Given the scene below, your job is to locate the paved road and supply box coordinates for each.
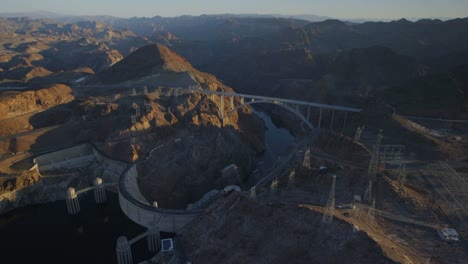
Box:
[0,125,61,141]
[0,95,73,122]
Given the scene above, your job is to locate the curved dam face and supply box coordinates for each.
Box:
[118,165,203,233]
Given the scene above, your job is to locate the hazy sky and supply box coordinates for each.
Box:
[2,0,468,19]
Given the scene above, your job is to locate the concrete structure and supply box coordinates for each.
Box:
[147,222,161,253]
[187,88,361,131]
[93,178,107,204]
[116,236,133,264]
[437,228,460,242]
[118,165,203,233]
[65,187,80,215]
[33,144,94,172]
[161,238,174,252]
[33,143,127,179]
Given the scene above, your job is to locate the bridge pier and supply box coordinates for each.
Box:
[240,97,244,104]
[230,96,234,110]
[116,236,133,264]
[220,95,225,119]
[132,88,136,96]
[302,147,311,169]
[307,107,310,120]
[93,178,107,204]
[65,187,80,215]
[147,222,161,253]
[143,86,148,95]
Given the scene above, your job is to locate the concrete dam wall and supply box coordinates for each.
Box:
[118,165,202,233]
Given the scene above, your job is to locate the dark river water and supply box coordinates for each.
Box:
[0,109,294,263]
[253,108,295,168]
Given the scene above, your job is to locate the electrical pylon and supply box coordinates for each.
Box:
[322,175,337,224]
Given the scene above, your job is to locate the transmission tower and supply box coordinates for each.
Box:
[287,169,296,189]
[270,178,279,199]
[368,129,383,181]
[364,180,373,203]
[397,164,407,195]
[144,101,152,113]
[354,125,364,141]
[249,186,256,199]
[302,147,311,169]
[135,105,141,118]
[367,199,376,222]
[322,175,337,224]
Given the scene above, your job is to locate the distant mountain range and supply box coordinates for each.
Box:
[0,11,455,23]
[1,14,467,116]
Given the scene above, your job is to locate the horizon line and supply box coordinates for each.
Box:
[0,10,463,22]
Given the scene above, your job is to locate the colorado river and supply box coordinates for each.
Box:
[249,107,296,185]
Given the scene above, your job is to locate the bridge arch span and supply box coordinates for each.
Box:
[222,100,315,131]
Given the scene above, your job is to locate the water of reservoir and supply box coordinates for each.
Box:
[0,192,167,264]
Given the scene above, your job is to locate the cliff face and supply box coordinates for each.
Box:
[0,84,74,137]
[0,84,73,120]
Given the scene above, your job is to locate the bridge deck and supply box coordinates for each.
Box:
[73,85,362,113]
